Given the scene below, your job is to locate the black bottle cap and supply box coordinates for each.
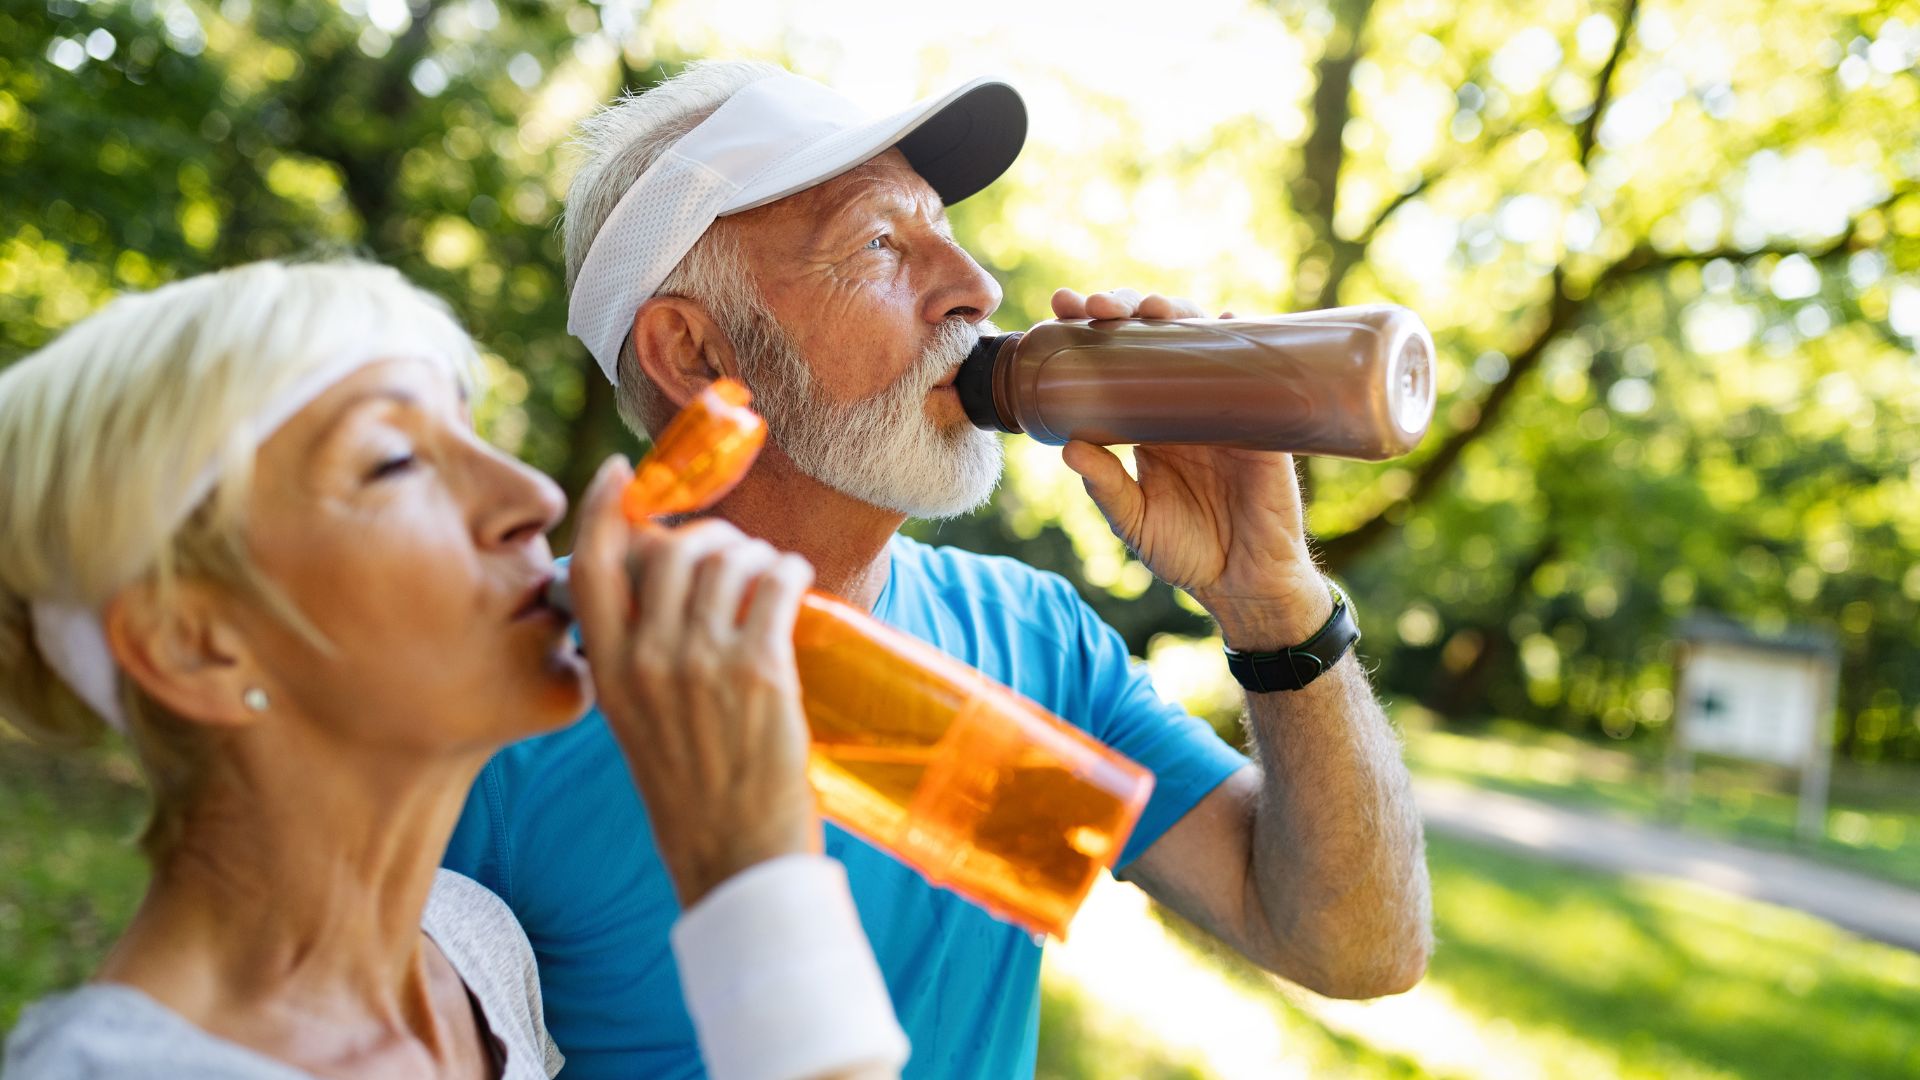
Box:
[956,333,1016,433]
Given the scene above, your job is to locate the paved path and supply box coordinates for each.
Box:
[1414,777,1920,953]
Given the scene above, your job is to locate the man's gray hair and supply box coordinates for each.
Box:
[563,59,784,438]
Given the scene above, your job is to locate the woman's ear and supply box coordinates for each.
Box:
[103,581,263,730]
[629,296,742,411]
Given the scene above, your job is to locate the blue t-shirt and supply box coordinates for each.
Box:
[444,535,1247,1079]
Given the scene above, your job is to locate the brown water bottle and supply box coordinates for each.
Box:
[954,305,1436,459]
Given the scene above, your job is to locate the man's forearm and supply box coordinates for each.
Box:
[1237,652,1432,998]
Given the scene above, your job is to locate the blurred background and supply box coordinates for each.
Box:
[3,0,1918,1076]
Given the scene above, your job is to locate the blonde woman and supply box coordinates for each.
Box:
[0,260,907,1080]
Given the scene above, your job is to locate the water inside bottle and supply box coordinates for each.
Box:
[807,737,1144,938]
[794,596,1152,938]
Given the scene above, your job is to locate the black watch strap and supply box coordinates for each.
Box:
[1223,582,1360,693]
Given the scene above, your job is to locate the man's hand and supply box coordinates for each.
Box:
[1053,288,1432,999]
[1050,287,1331,648]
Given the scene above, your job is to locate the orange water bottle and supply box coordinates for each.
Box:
[584,380,1154,939]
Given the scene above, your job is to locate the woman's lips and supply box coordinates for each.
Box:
[513,575,560,621]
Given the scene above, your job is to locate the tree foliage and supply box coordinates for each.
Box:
[2,0,1916,760]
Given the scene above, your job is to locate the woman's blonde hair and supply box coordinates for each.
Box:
[0,259,479,857]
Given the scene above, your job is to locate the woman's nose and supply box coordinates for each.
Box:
[473,444,567,548]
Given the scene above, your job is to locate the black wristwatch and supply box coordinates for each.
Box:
[1222,581,1360,693]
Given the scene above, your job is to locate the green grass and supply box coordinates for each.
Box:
[1126,833,1920,1080]
[1401,715,1920,891]
[1419,833,1920,1079]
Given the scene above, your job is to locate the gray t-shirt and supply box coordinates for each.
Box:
[2,870,563,1079]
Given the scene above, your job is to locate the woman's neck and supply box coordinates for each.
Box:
[99,731,489,1064]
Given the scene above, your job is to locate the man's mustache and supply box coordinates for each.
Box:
[889,319,994,400]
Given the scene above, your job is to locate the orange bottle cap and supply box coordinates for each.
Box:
[622,378,768,521]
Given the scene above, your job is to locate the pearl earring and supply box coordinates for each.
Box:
[242,687,270,713]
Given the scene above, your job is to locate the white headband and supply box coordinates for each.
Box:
[566,71,1026,384]
[30,602,122,732]
[27,348,436,733]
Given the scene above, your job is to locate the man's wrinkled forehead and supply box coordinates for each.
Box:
[749,149,949,232]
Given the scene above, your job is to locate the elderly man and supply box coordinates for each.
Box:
[446,60,1431,1078]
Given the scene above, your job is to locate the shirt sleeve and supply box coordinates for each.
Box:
[1047,575,1250,868]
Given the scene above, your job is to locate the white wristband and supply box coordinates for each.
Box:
[671,854,909,1080]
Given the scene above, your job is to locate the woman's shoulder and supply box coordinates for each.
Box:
[423,869,565,1079]
[421,868,541,994]
[1,985,307,1079]
[424,866,523,940]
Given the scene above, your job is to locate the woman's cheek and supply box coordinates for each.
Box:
[344,526,478,641]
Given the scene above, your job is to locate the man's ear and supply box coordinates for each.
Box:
[103,581,263,730]
[630,297,741,411]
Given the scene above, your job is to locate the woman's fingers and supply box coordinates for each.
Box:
[569,455,635,672]
[686,538,780,644]
[741,554,815,662]
[594,526,819,908]
[632,518,746,646]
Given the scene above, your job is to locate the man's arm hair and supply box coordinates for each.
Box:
[1118,654,1432,999]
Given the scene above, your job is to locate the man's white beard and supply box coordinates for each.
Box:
[726,302,1004,520]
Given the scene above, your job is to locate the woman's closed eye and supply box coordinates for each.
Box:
[366,453,417,482]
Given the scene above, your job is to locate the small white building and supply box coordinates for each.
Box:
[1670,613,1840,841]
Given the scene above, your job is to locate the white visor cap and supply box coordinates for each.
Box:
[567,71,1027,384]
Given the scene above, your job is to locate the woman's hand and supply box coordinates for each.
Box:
[570,456,820,908]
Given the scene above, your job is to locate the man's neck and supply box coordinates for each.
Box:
[700,446,903,611]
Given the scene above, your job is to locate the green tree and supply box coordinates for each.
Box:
[4,0,1917,761]
[948,0,1920,759]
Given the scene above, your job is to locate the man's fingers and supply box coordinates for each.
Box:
[1083,288,1145,319]
[1061,440,1146,541]
[1136,293,1204,319]
[1056,288,1216,321]
[569,455,636,659]
[1132,293,1174,318]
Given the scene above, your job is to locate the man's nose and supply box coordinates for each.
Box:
[922,238,1003,326]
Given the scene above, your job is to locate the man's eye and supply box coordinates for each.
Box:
[864,234,888,251]
[368,454,416,481]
